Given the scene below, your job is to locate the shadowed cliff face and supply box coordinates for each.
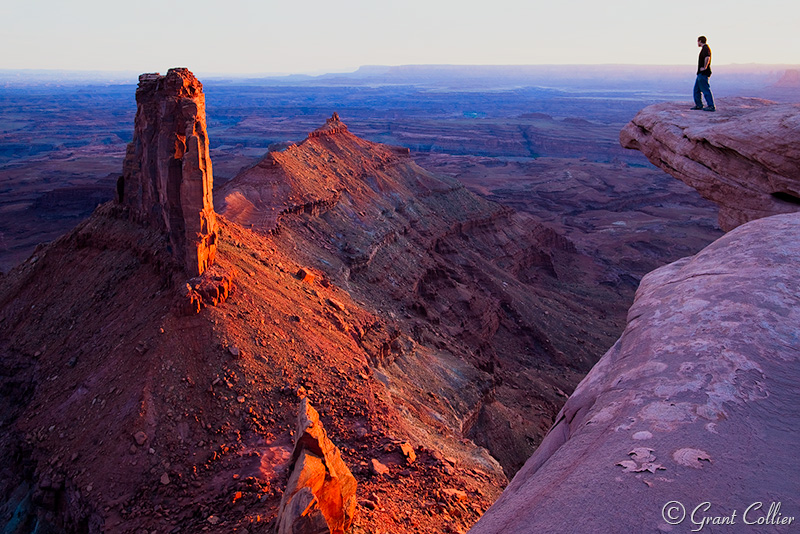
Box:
[620,98,800,231]
[471,104,800,533]
[119,68,217,277]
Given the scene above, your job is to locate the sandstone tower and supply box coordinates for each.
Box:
[117,68,217,277]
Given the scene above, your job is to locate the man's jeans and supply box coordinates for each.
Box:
[694,74,715,109]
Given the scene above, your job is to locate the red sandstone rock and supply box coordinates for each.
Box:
[370,459,389,477]
[469,212,800,533]
[620,98,800,231]
[400,442,416,464]
[308,112,349,137]
[118,68,218,276]
[133,431,147,446]
[443,488,467,501]
[276,399,357,534]
[325,298,345,313]
[182,264,235,314]
[296,268,316,283]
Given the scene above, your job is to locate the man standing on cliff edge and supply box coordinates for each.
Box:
[692,36,716,111]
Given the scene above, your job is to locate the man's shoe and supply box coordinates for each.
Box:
[703,106,716,112]
[690,106,704,110]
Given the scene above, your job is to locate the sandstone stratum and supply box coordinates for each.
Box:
[472,102,800,533]
[620,98,800,231]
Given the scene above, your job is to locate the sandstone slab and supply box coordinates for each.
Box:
[620,98,800,230]
[276,399,357,534]
[469,212,800,533]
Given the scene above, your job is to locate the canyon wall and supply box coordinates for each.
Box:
[118,68,217,276]
[470,212,800,532]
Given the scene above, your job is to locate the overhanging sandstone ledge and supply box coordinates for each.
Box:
[620,98,800,231]
[469,212,800,533]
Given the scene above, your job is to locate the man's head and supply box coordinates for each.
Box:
[697,36,707,46]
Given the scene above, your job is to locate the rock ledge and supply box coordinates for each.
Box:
[620,98,800,230]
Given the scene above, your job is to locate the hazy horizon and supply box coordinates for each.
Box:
[1,62,797,85]
[3,0,799,74]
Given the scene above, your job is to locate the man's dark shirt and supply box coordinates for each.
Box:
[697,44,712,76]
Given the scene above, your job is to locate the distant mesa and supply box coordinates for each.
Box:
[773,68,800,88]
[116,67,218,277]
[620,97,800,231]
[518,112,554,121]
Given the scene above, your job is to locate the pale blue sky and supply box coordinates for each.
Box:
[1,0,797,74]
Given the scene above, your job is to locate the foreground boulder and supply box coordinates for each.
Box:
[620,98,800,231]
[276,399,357,534]
[469,212,800,533]
[117,67,218,276]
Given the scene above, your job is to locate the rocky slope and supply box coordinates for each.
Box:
[0,70,638,534]
[620,98,800,231]
[0,72,500,534]
[217,112,635,477]
[472,104,800,533]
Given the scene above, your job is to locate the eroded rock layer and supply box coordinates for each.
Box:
[218,114,630,477]
[470,211,800,533]
[118,68,217,276]
[620,98,800,231]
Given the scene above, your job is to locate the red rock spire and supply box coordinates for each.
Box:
[308,112,349,137]
[118,67,217,276]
